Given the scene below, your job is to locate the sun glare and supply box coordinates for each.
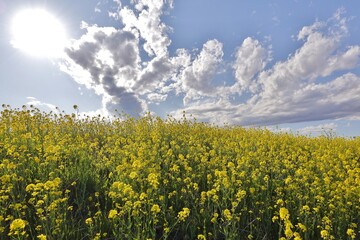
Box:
[11,8,67,58]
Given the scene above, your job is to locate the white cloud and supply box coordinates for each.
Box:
[176,72,360,127]
[26,97,59,112]
[120,0,173,57]
[60,4,360,127]
[147,92,167,104]
[60,0,186,116]
[171,10,360,126]
[232,37,269,93]
[179,39,224,105]
[135,56,174,94]
[297,123,337,136]
[61,24,146,116]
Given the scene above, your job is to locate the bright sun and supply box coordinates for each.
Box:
[11,8,67,58]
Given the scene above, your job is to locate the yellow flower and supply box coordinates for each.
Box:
[10,218,26,231]
[129,171,137,179]
[151,204,161,214]
[320,230,329,239]
[223,209,232,221]
[297,223,307,232]
[279,207,289,220]
[85,218,93,225]
[284,227,293,238]
[147,173,159,189]
[347,229,356,239]
[276,199,284,206]
[293,232,302,240]
[211,213,219,223]
[37,234,47,240]
[140,192,148,200]
[178,208,190,221]
[108,209,118,219]
[197,234,206,240]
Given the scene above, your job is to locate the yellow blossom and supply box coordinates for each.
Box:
[178,208,190,221]
[279,207,289,220]
[347,229,356,239]
[320,230,329,239]
[108,209,118,219]
[197,234,206,240]
[85,218,93,225]
[37,234,47,240]
[223,209,232,221]
[151,204,161,214]
[10,218,26,231]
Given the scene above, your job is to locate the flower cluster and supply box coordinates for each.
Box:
[0,106,359,239]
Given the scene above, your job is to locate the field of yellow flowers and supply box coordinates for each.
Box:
[0,105,359,240]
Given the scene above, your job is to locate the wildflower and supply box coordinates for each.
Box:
[284,227,293,238]
[10,218,26,231]
[94,233,101,240]
[293,232,302,240]
[302,205,310,213]
[139,192,147,200]
[147,173,159,189]
[223,209,232,221]
[211,213,219,223]
[235,190,246,201]
[151,204,161,214]
[279,207,289,220]
[197,234,206,240]
[297,223,307,232]
[272,216,279,222]
[129,171,137,179]
[178,208,190,221]
[37,234,47,240]
[320,230,329,239]
[25,183,35,192]
[347,229,356,239]
[108,209,118,219]
[85,218,93,225]
[276,199,284,206]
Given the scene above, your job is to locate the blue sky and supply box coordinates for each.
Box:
[0,0,360,137]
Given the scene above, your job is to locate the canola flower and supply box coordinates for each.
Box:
[10,219,26,230]
[178,208,191,221]
[37,234,46,240]
[0,106,359,239]
[108,209,118,219]
[9,218,26,235]
[151,204,161,214]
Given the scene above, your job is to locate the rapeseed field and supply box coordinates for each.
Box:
[0,105,359,239]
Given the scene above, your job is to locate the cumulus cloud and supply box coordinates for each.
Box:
[258,15,356,101]
[176,72,360,127]
[232,37,269,93]
[120,0,173,57]
[62,24,146,116]
[297,123,337,136]
[26,97,59,112]
[179,39,224,105]
[172,10,360,126]
[61,3,359,127]
[266,123,337,136]
[135,56,174,94]
[60,0,181,117]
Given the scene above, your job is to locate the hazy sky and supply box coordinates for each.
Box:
[1,0,360,136]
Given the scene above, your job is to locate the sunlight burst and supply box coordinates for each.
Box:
[11,8,67,58]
